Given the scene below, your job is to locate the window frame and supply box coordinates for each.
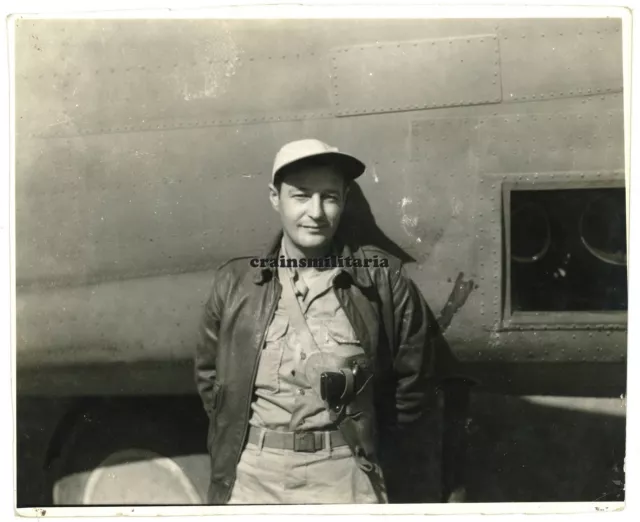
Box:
[501,178,627,330]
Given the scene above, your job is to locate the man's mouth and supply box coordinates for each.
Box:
[301,225,328,231]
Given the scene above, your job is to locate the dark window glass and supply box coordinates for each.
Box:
[509,188,627,312]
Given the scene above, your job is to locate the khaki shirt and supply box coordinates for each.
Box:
[249,242,365,432]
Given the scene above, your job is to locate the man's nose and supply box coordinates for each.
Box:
[307,194,325,219]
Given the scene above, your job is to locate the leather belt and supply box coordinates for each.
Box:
[247,426,348,453]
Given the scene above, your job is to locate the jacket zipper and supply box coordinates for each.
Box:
[225,278,281,502]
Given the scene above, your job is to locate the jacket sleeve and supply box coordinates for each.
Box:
[195,271,225,417]
[381,265,445,503]
[389,265,439,426]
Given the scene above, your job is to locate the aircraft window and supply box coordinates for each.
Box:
[511,202,551,264]
[508,187,627,313]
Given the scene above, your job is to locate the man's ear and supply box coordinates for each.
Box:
[268,183,280,212]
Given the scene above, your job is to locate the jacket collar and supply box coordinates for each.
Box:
[252,230,373,289]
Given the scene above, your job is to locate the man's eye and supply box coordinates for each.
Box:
[324,195,339,202]
[293,194,309,200]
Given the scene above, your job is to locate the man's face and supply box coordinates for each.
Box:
[269,164,348,252]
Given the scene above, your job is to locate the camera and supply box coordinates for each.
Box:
[320,365,358,409]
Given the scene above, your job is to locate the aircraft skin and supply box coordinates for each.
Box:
[14,18,626,505]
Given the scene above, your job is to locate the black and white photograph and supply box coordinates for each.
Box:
[9,5,631,515]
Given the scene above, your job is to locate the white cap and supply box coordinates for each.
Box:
[272,138,365,182]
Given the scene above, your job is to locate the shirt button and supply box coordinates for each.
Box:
[297,388,306,396]
[291,369,296,377]
[300,352,307,360]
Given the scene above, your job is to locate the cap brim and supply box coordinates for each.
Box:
[273,151,366,182]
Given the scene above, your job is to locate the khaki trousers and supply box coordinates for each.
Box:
[227,436,380,505]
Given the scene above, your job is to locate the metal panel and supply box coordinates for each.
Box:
[236,19,501,56]
[478,330,626,363]
[477,111,624,174]
[411,117,479,162]
[15,127,270,286]
[332,91,624,127]
[499,19,623,102]
[409,118,482,269]
[16,270,214,367]
[467,169,504,334]
[16,119,358,287]
[405,117,485,313]
[330,34,502,116]
[15,20,333,139]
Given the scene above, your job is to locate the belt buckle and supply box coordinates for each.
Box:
[293,431,317,453]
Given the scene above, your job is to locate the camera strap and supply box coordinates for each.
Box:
[279,265,354,407]
[279,264,339,411]
[278,263,322,355]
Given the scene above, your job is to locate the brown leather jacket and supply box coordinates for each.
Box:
[195,232,445,504]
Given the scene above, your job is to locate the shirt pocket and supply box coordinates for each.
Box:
[324,315,363,356]
[255,313,288,393]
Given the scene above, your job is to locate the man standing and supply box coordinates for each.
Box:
[195,139,444,504]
